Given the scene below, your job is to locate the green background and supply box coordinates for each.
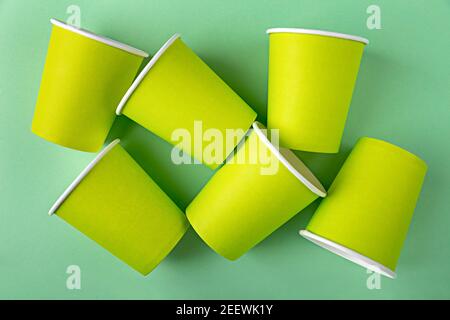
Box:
[1,0,449,299]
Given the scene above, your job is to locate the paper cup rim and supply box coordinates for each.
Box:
[252,122,326,197]
[266,28,369,45]
[48,139,120,216]
[50,18,149,58]
[299,230,396,279]
[115,33,181,115]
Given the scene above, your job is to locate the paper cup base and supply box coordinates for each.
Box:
[140,224,190,275]
[31,126,102,153]
[187,218,240,261]
[299,230,396,279]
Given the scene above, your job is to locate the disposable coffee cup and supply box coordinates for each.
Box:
[49,139,189,275]
[300,137,427,278]
[32,19,148,152]
[186,122,326,260]
[267,28,368,153]
[116,34,257,169]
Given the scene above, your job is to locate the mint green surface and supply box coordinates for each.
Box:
[0,0,449,299]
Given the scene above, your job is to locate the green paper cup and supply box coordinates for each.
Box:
[186,122,326,260]
[116,34,257,169]
[300,137,427,278]
[32,19,148,152]
[49,139,189,275]
[267,28,368,153]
